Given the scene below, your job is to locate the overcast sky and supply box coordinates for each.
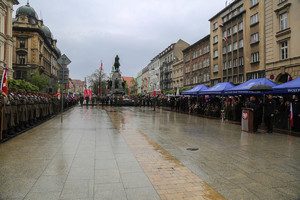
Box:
[15,0,226,80]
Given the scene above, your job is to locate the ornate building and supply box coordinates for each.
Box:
[12,3,62,91]
[0,0,19,78]
[265,0,300,83]
[183,35,211,88]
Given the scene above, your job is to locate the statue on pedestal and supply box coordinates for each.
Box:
[114,55,120,72]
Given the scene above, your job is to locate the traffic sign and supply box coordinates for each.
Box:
[57,54,71,67]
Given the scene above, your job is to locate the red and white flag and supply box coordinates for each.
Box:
[223,37,228,42]
[128,88,130,98]
[101,60,103,71]
[98,85,100,96]
[1,68,8,96]
[290,103,294,127]
[287,75,292,82]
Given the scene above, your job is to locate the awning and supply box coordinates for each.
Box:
[225,78,278,95]
[181,85,209,95]
[272,77,300,94]
[199,82,235,95]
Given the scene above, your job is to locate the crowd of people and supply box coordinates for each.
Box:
[0,89,78,141]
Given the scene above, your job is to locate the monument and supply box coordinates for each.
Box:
[107,55,126,97]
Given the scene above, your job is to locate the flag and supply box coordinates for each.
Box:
[128,88,130,98]
[290,103,294,127]
[98,85,100,96]
[135,89,137,97]
[287,75,292,82]
[219,23,224,27]
[101,60,103,71]
[1,68,8,96]
[223,37,228,42]
[57,88,61,100]
[84,89,87,98]
[90,89,92,100]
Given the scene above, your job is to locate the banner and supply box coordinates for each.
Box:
[0,68,8,96]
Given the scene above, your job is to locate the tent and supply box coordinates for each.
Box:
[181,84,209,95]
[224,78,278,95]
[199,82,235,95]
[272,77,300,94]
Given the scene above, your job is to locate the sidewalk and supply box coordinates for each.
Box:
[0,107,159,199]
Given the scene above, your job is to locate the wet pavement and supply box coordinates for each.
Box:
[0,106,299,200]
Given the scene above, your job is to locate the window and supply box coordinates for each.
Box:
[193,63,198,71]
[186,55,190,62]
[251,52,259,63]
[280,13,287,31]
[279,0,286,2]
[233,41,238,50]
[16,70,27,79]
[203,59,207,68]
[228,44,232,52]
[193,75,198,84]
[207,45,210,52]
[239,57,244,66]
[228,13,232,20]
[227,28,232,36]
[251,0,258,6]
[233,76,238,84]
[233,10,237,17]
[238,6,243,13]
[238,22,243,31]
[223,62,227,70]
[233,59,238,67]
[207,58,210,66]
[223,31,227,38]
[199,49,202,56]
[251,13,259,25]
[281,41,288,60]
[19,55,26,64]
[213,22,218,30]
[199,61,202,69]
[239,39,244,48]
[228,60,232,68]
[223,46,227,54]
[233,25,237,34]
[251,33,259,43]
[214,50,218,58]
[239,75,244,83]
[214,64,219,72]
[222,16,227,23]
[20,39,25,48]
[213,36,218,44]
[186,65,190,73]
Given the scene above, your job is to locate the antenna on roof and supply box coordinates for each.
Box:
[225,0,228,6]
[40,10,43,21]
[27,0,30,5]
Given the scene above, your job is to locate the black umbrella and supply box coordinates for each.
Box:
[249,84,274,91]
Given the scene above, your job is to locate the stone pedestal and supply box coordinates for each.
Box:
[109,71,125,97]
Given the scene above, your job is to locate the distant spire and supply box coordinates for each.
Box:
[27,0,30,5]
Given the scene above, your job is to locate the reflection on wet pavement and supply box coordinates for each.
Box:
[0,106,299,200]
[106,107,225,200]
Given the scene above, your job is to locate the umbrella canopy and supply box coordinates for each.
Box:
[225,78,278,95]
[181,84,209,95]
[199,82,235,95]
[249,84,273,91]
[272,77,300,94]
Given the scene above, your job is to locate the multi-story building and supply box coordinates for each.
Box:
[172,58,184,90]
[183,35,211,88]
[209,0,265,86]
[159,39,189,92]
[148,55,160,92]
[71,79,85,94]
[12,2,62,91]
[136,70,142,94]
[141,66,149,93]
[0,0,19,78]
[265,0,300,82]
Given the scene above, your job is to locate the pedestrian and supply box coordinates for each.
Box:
[264,94,276,133]
[248,96,259,133]
[293,95,300,132]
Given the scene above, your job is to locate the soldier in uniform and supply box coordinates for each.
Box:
[293,95,300,132]
[85,96,89,106]
[264,94,276,133]
[79,94,84,106]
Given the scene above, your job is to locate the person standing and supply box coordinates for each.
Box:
[264,94,276,133]
[293,95,300,132]
[248,96,259,133]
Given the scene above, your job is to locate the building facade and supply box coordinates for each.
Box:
[136,70,142,94]
[0,0,19,78]
[148,55,160,92]
[71,79,85,94]
[172,58,184,90]
[12,3,62,91]
[159,39,189,92]
[141,66,149,93]
[209,0,265,86]
[182,35,211,88]
[265,0,300,82]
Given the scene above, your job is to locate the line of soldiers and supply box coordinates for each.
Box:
[0,89,60,140]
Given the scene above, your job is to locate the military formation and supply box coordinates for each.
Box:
[0,89,77,141]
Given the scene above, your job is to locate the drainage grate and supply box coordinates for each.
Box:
[186,148,199,151]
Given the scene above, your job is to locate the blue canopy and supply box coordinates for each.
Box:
[199,82,235,95]
[272,77,300,94]
[225,78,278,95]
[181,84,209,95]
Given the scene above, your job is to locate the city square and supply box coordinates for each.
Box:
[0,106,299,200]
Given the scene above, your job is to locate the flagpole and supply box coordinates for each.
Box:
[100,64,102,97]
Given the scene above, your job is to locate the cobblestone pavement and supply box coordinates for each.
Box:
[0,106,299,200]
